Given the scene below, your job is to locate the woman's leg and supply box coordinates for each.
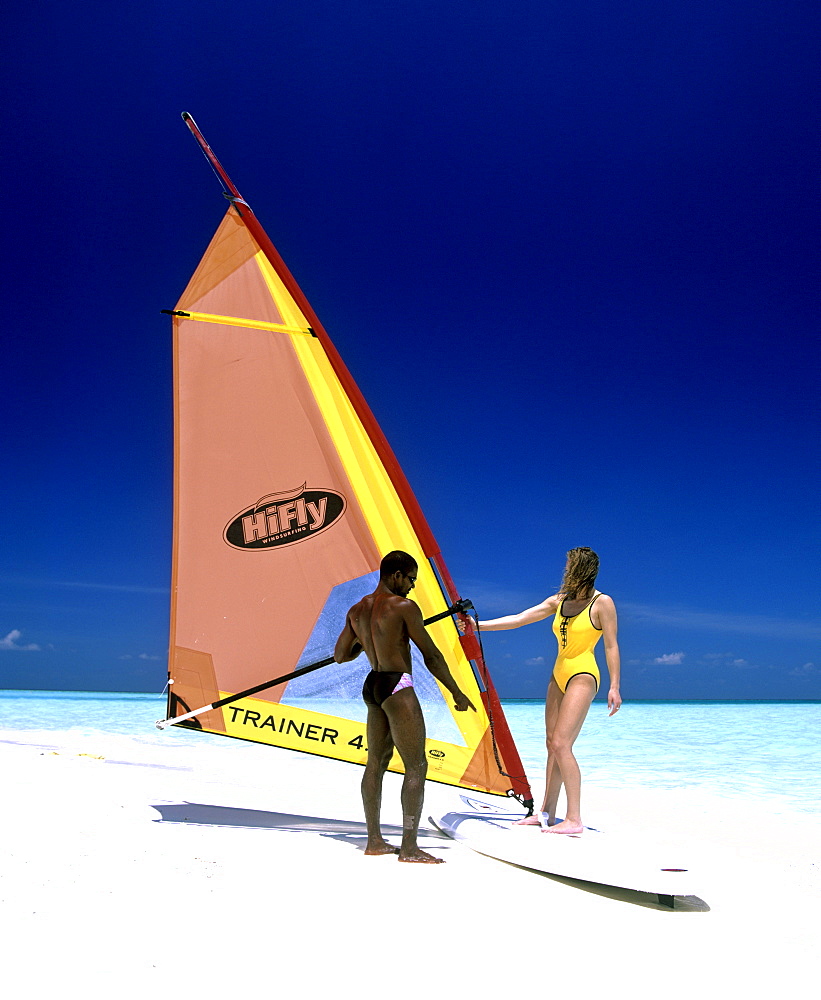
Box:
[542,677,564,822]
[513,678,564,826]
[545,674,596,834]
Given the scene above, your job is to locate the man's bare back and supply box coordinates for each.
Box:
[346,591,417,674]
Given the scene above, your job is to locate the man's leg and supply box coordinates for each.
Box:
[362,703,398,855]
[383,688,442,863]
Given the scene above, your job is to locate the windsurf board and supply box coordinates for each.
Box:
[432,806,694,899]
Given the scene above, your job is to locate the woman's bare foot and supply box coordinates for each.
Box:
[398,848,444,864]
[512,814,541,826]
[514,811,556,828]
[364,841,400,855]
[543,819,583,835]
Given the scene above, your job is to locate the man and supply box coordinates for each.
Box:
[334,550,475,863]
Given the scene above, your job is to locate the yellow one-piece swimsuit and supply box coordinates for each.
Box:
[551,594,602,693]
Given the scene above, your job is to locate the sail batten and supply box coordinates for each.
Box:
[166,115,532,803]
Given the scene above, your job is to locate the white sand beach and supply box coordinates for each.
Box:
[1,733,819,998]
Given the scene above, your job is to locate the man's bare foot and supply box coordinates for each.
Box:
[398,848,444,864]
[364,841,400,855]
[543,819,583,835]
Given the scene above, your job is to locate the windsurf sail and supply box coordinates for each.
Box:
[161,113,532,804]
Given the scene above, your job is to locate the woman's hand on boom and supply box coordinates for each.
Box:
[456,615,473,635]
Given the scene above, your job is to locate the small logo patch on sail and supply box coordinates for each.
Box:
[224,484,346,550]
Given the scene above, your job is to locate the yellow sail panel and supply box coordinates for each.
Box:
[254,252,315,332]
[168,207,516,796]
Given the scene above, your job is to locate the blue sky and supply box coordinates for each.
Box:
[2,2,818,700]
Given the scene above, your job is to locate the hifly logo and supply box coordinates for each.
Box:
[224,484,346,550]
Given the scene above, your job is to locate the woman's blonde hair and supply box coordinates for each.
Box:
[560,546,599,600]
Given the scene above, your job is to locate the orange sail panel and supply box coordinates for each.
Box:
[168,202,529,799]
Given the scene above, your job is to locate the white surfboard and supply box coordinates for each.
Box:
[432,806,694,902]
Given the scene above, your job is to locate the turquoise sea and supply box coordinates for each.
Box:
[1,691,819,816]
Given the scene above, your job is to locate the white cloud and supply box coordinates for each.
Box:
[789,662,817,677]
[525,656,545,666]
[138,653,161,661]
[653,651,685,665]
[699,653,755,669]
[0,629,41,651]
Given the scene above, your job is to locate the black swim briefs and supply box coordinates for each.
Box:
[362,670,413,707]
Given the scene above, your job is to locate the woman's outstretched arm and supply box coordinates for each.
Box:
[478,594,561,631]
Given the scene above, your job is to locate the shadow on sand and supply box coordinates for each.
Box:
[150,801,451,854]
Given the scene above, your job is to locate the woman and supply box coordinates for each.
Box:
[476,546,621,834]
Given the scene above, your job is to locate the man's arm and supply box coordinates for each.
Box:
[403,602,475,712]
[334,614,363,664]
